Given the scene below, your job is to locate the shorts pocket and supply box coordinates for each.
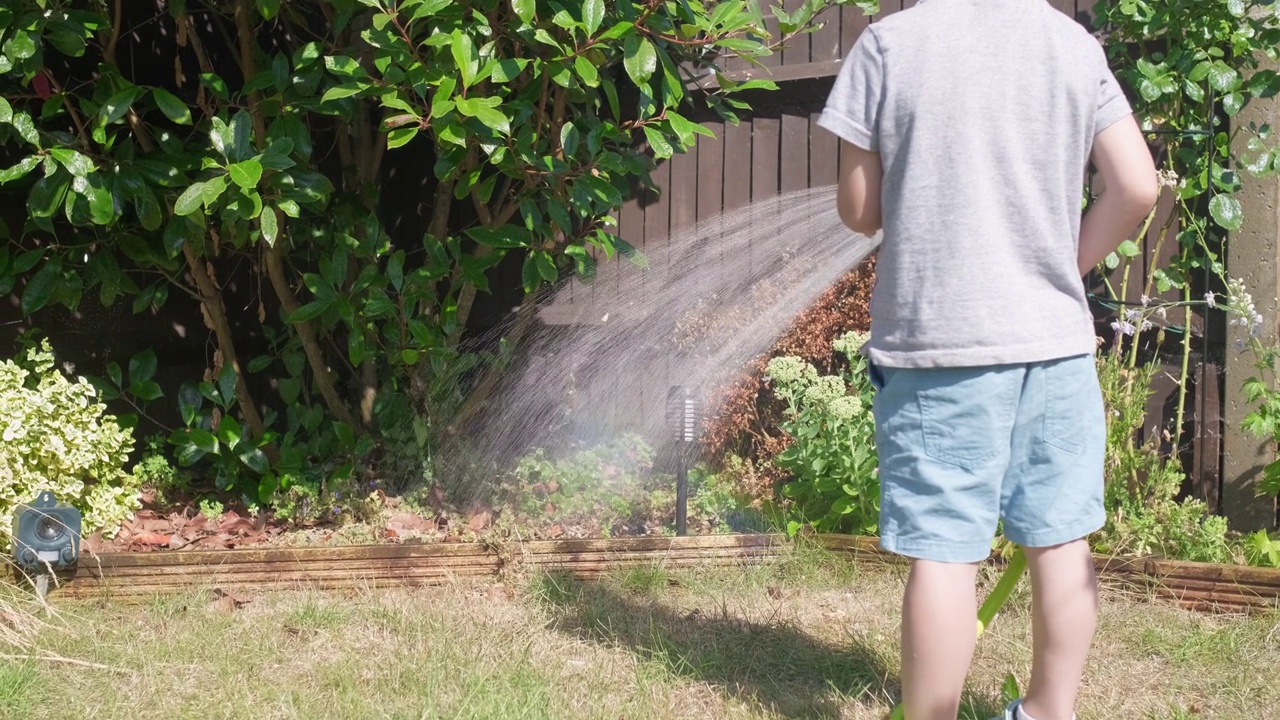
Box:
[1042,356,1099,455]
[916,369,1013,469]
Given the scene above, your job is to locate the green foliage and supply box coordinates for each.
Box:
[130,436,189,506]
[0,340,139,538]
[1091,351,1233,563]
[0,0,862,509]
[499,435,753,536]
[767,331,878,536]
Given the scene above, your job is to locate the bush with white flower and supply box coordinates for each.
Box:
[765,331,879,535]
[0,340,139,542]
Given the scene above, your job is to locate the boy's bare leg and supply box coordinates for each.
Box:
[1020,539,1098,720]
[901,559,979,720]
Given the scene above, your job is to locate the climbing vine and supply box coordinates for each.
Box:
[1091,0,1280,558]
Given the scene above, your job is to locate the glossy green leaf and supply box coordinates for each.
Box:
[624,35,658,85]
[1223,92,1245,117]
[261,208,279,246]
[0,97,11,123]
[187,428,220,454]
[0,156,39,184]
[643,125,673,159]
[228,159,264,189]
[10,112,39,147]
[583,0,604,34]
[129,380,164,401]
[202,175,229,207]
[1208,62,1240,93]
[128,348,159,384]
[238,445,270,474]
[452,30,479,87]
[179,382,203,426]
[50,148,96,177]
[1116,239,1140,257]
[99,87,143,125]
[513,0,536,23]
[575,55,600,87]
[387,126,418,149]
[174,181,207,216]
[21,259,62,315]
[4,30,36,60]
[28,172,70,218]
[153,88,193,125]
[1210,194,1243,231]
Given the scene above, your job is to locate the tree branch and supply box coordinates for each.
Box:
[233,0,360,429]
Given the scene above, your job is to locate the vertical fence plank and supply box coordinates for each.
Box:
[810,109,839,189]
[781,111,809,195]
[840,5,869,59]
[697,120,725,222]
[751,113,781,202]
[811,3,842,63]
[723,118,753,212]
[669,147,698,234]
[780,0,811,67]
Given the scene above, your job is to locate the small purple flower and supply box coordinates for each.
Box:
[1141,321,1154,332]
[1111,320,1136,336]
[1140,294,1151,307]
[1205,292,1217,308]
[1125,309,1141,322]
[333,492,341,499]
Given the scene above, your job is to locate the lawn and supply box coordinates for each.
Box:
[2,546,1277,720]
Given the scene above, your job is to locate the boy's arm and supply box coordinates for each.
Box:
[836,141,883,235]
[1077,114,1158,275]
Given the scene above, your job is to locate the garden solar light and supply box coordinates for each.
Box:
[11,491,82,600]
[665,385,700,536]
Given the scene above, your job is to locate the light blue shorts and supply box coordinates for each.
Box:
[868,354,1106,563]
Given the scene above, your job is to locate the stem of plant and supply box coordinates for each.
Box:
[1174,281,1193,451]
[888,547,1028,720]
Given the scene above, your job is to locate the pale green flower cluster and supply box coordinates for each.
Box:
[765,356,819,388]
[832,331,870,359]
[826,395,865,422]
[0,340,139,540]
[803,375,847,407]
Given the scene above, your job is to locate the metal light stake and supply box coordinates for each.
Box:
[665,386,700,536]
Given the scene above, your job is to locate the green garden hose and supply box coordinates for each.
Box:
[888,546,1029,720]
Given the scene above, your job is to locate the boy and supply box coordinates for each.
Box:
[816,2,1158,720]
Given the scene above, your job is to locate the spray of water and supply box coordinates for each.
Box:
[450,186,880,491]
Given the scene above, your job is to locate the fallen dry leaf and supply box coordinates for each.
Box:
[467,510,492,532]
[386,513,434,533]
[131,532,172,547]
[547,524,564,538]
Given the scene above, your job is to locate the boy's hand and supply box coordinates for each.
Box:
[836,141,884,236]
[1078,115,1159,276]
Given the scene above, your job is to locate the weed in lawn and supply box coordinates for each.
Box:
[0,659,42,717]
[614,564,671,595]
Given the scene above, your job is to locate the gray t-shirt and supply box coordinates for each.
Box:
[818,0,1132,368]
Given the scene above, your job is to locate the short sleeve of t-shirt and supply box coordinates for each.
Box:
[817,29,885,152]
[1094,44,1132,136]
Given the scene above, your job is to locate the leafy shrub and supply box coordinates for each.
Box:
[1091,351,1233,563]
[766,331,879,536]
[0,340,139,538]
[702,259,877,489]
[498,435,754,536]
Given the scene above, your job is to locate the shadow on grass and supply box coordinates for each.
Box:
[532,571,1003,720]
